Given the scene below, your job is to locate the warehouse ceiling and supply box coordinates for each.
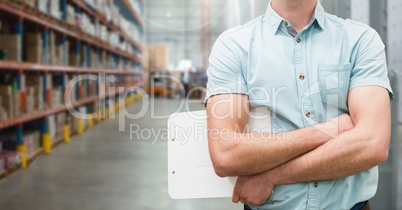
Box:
[144,0,231,69]
[144,0,339,69]
[144,0,273,68]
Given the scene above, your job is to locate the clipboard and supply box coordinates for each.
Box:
[167,107,270,199]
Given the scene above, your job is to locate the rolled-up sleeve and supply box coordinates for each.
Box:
[204,33,248,105]
[349,28,394,99]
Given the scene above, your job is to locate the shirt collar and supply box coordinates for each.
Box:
[264,0,326,35]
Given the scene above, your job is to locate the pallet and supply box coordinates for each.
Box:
[23,4,37,15]
[52,137,64,149]
[5,0,23,10]
[0,170,7,179]
[38,11,51,21]
[0,165,21,180]
[28,148,43,162]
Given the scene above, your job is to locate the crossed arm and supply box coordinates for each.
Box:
[206,86,391,205]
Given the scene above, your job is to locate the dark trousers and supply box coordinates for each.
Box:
[244,201,369,210]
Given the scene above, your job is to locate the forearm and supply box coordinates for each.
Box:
[210,123,333,177]
[269,126,389,185]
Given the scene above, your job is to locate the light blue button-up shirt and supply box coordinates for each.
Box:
[205,1,393,210]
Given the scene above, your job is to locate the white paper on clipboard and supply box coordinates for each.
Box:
[167,107,270,199]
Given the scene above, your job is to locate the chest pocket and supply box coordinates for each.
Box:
[319,64,351,110]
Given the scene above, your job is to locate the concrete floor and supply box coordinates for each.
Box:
[0,98,400,210]
[0,98,241,210]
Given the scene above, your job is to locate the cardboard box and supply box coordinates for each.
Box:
[23,131,41,157]
[12,90,21,117]
[49,31,57,65]
[26,76,44,111]
[36,0,49,14]
[24,0,36,7]
[71,115,79,133]
[69,53,80,67]
[142,45,151,70]
[0,86,16,118]
[55,112,66,140]
[49,0,61,19]
[0,151,21,169]
[25,33,43,63]
[152,45,170,70]
[67,5,75,25]
[0,95,13,119]
[143,71,150,94]
[0,34,21,61]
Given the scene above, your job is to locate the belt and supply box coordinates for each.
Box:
[244,201,369,210]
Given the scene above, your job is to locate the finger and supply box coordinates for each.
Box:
[232,192,240,203]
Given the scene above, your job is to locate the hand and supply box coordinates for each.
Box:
[232,171,275,206]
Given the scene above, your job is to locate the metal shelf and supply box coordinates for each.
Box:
[69,0,142,51]
[0,87,131,130]
[123,0,144,28]
[0,2,141,63]
[0,61,143,75]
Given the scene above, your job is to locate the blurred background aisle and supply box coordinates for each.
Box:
[0,0,401,209]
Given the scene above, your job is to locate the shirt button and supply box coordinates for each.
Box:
[296,38,301,43]
[299,75,305,81]
[314,182,319,188]
[284,21,289,26]
[305,112,311,118]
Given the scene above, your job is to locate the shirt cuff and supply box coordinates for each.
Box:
[204,84,249,106]
[349,78,394,100]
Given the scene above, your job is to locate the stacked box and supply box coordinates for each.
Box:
[58,41,69,65]
[23,0,35,7]
[49,0,61,19]
[12,90,21,117]
[25,33,43,63]
[23,131,41,157]
[26,76,44,111]
[49,31,59,65]
[84,0,95,8]
[153,45,170,69]
[48,32,68,65]
[0,151,21,169]
[26,87,35,113]
[71,115,79,133]
[49,31,56,65]
[91,48,98,68]
[46,115,56,141]
[0,96,7,120]
[80,44,88,67]
[51,87,62,107]
[142,45,151,70]
[0,34,21,61]
[67,5,75,25]
[55,112,66,140]
[78,106,87,129]
[36,0,49,14]
[69,52,80,67]
[0,86,15,118]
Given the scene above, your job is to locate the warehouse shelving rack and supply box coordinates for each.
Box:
[122,0,144,28]
[0,0,145,178]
